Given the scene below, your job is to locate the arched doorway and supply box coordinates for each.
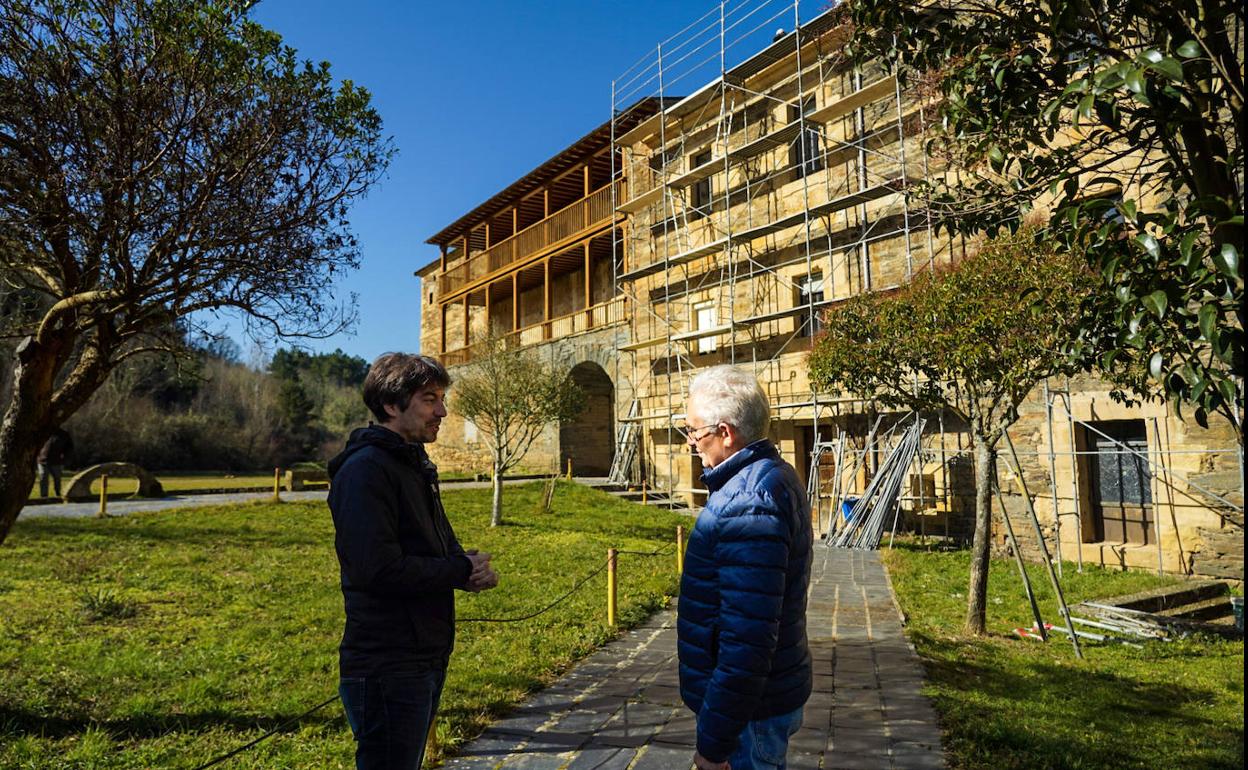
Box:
[560,362,614,476]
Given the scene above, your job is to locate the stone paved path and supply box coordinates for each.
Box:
[445,547,944,770]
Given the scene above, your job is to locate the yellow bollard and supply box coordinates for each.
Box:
[606,548,618,628]
[676,525,685,574]
[642,480,647,504]
[566,457,573,480]
[272,467,282,502]
[426,715,439,757]
[97,474,108,518]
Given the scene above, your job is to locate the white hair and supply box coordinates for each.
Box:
[688,365,771,443]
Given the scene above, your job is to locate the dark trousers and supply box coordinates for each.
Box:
[339,667,447,770]
[37,463,63,498]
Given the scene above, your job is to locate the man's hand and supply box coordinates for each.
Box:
[466,550,499,592]
[693,752,729,770]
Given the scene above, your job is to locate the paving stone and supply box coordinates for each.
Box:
[825,752,894,770]
[629,743,696,770]
[495,753,567,770]
[563,746,637,770]
[446,549,944,768]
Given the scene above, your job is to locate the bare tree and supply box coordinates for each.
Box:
[0,0,392,544]
[451,339,584,527]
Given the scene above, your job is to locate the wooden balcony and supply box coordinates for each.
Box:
[439,181,622,299]
[439,297,627,367]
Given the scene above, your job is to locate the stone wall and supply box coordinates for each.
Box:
[425,324,634,476]
[982,373,1243,581]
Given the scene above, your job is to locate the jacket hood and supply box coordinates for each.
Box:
[328,424,435,480]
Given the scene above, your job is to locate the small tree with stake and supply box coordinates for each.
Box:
[808,228,1094,635]
[451,338,585,527]
[0,0,391,546]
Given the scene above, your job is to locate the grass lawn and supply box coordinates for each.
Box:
[0,481,688,768]
[882,541,1244,770]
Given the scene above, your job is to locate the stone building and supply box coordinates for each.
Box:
[417,1,1242,581]
[416,101,665,476]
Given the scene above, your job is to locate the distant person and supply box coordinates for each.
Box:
[678,365,813,770]
[37,427,73,498]
[328,352,499,770]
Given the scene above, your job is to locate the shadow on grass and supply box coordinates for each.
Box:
[0,703,344,742]
[12,507,326,548]
[911,630,1244,770]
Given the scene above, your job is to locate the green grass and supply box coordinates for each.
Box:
[0,481,688,768]
[882,541,1244,770]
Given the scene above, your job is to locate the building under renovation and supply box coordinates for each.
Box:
[418,0,1242,582]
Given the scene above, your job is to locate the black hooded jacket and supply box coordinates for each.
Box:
[327,425,473,676]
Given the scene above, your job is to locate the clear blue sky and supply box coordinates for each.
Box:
[240,0,825,363]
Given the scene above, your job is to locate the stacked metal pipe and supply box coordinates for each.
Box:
[829,418,926,550]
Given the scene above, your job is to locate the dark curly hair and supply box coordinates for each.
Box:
[362,353,451,423]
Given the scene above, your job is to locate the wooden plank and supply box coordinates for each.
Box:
[617,184,663,213]
[665,156,722,190]
[618,335,670,352]
[671,323,734,342]
[806,76,897,125]
[728,179,902,243]
[726,122,803,164]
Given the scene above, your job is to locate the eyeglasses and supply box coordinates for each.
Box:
[683,423,721,442]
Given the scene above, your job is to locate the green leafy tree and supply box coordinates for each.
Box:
[846,0,1244,432]
[808,229,1094,634]
[0,0,391,545]
[452,339,585,527]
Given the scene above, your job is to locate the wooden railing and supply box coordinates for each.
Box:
[440,181,623,297]
[438,297,627,367]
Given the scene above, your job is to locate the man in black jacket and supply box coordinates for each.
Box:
[328,353,498,769]
[37,427,73,498]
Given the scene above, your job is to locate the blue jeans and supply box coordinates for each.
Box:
[339,667,447,770]
[727,707,804,770]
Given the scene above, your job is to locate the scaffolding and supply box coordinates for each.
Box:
[605,0,1243,581]
[609,0,949,504]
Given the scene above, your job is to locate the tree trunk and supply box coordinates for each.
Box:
[964,434,996,635]
[489,455,503,527]
[0,339,64,545]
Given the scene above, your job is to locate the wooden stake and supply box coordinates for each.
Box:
[97,474,108,518]
[994,475,1045,640]
[426,715,439,757]
[1003,432,1083,659]
[272,467,282,502]
[606,548,618,627]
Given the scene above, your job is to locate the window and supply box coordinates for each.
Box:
[797,273,824,337]
[1081,419,1153,544]
[463,418,478,444]
[693,300,718,354]
[788,96,823,178]
[691,149,713,217]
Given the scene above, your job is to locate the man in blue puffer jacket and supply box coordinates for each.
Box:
[678,365,813,770]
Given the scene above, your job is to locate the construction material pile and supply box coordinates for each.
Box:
[828,418,926,550]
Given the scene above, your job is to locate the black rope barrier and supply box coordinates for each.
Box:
[189,542,678,767]
[190,694,340,770]
[459,543,674,623]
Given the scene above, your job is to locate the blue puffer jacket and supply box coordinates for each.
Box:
[677,439,813,762]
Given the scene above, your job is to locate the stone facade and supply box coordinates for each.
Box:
[424,324,634,479]
[416,8,1243,583]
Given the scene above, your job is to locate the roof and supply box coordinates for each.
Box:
[423,97,674,248]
